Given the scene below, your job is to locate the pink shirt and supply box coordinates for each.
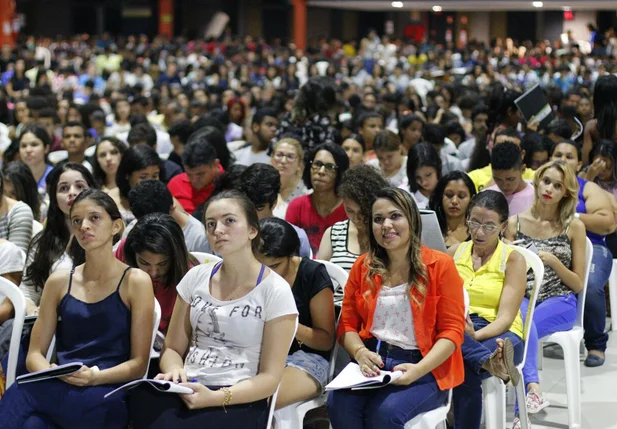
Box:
[485,182,535,216]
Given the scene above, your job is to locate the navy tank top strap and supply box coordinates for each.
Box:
[67,265,76,293]
[116,267,131,291]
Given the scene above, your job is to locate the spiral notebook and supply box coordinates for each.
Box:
[325,363,403,391]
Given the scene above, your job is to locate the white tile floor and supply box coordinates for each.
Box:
[501,331,617,429]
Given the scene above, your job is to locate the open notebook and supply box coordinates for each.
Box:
[420,210,447,252]
[104,379,194,399]
[16,362,85,384]
[325,362,403,391]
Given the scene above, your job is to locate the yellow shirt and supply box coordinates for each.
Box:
[453,240,524,338]
[468,165,536,192]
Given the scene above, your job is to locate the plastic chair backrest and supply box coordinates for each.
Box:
[575,238,593,329]
[144,298,162,378]
[190,252,222,265]
[267,317,298,428]
[314,260,349,300]
[511,245,544,362]
[0,277,26,388]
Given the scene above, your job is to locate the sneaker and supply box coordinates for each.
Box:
[512,415,532,429]
[526,391,550,414]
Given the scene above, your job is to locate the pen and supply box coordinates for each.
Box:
[376,339,381,353]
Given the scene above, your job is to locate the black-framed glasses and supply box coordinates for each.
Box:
[467,220,499,233]
[311,160,338,174]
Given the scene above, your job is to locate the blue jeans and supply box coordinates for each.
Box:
[453,315,524,429]
[0,379,127,429]
[584,244,611,352]
[327,341,447,429]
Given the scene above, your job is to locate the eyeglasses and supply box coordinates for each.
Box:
[311,160,338,174]
[273,152,298,162]
[467,220,500,233]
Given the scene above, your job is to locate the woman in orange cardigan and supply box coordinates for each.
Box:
[327,187,466,429]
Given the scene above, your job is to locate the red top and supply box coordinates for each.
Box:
[285,194,347,254]
[337,249,466,391]
[115,239,193,334]
[167,166,223,214]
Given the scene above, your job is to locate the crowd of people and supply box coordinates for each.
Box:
[0,27,615,428]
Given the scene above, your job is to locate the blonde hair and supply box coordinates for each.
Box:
[364,188,428,305]
[532,161,579,228]
[272,138,305,166]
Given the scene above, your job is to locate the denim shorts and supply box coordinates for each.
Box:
[286,350,330,391]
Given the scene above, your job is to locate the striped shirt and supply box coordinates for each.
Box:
[0,201,34,253]
[330,220,360,272]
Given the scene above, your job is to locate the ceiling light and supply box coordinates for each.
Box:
[532,1,543,7]
[391,1,403,7]
[432,5,442,12]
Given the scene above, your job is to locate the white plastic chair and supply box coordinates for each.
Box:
[482,245,544,429]
[144,298,162,378]
[315,260,349,304]
[268,318,299,428]
[47,150,68,165]
[0,277,26,388]
[32,220,43,237]
[537,237,593,429]
[607,259,617,332]
[190,252,221,264]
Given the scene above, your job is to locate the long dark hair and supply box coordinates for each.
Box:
[92,136,126,186]
[2,161,42,220]
[291,76,337,123]
[406,142,442,193]
[257,217,301,258]
[124,213,193,289]
[115,144,162,199]
[593,75,617,141]
[24,163,97,291]
[429,171,477,235]
[592,139,617,182]
[188,125,234,170]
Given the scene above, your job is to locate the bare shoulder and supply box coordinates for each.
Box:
[126,267,153,288]
[568,218,586,237]
[507,248,525,266]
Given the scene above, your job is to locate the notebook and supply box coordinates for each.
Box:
[104,379,194,399]
[515,84,555,130]
[325,362,403,391]
[420,210,447,252]
[16,362,85,384]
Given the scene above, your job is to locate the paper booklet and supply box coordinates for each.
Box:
[16,362,84,384]
[325,362,403,391]
[514,84,556,130]
[104,379,195,399]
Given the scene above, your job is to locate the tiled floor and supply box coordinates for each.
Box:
[502,332,617,429]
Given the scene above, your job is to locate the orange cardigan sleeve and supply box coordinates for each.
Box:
[434,254,465,348]
[336,256,366,339]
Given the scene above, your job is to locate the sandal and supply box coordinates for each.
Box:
[483,338,520,386]
[526,391,550,414]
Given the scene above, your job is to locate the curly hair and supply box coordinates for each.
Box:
[338,165,390,228]
[365,188,428,306]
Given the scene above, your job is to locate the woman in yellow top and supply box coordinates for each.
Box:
[447,190,527,429]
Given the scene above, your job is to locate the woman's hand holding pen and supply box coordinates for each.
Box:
[356,343,384,377]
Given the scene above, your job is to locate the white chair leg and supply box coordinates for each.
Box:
[482,378,506,429]
[537,341,543,371]
[273,405,303,429]
[609,260,617,332]
[515,370,530,429]
[562,338,583,429]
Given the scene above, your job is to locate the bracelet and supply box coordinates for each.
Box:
[353,345,367,361]
[221,387,232,413]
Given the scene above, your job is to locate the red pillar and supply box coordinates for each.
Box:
[0,0,16,48]
[292,0,307,51]
[158,0,173,38]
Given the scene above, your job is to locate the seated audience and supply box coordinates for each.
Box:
[113,144,163,225]
[366,130,407,187]
[398,114,425,152]
[458,106,489,170]
[402,142,442,209]
[129,190,297,428]
[233,108,278,166]
[168,119,192,170]
[20,163,97,315]
[17,124,53,197]
[424,123,463,175]
[123,212,196,334]
[356,111,384,160]
[2,161,43,222]
[0,239,26,364]
[270,137,308,219]
[485,142,535,216]
[505,161,586,423]
[550,140,615,367]
[0,168,34,253]
[92,136,126,193]
[449,190,526,429]
[127,122,182,182]
[521,133,550,171]
[286,143,349,254]
[327,187,465,429]
[317,164,390,283]
[238,163,311,258]
[0,189,154,429]
[257,217,335,409]
[167,136,223,215]
[61,122,92,171]
[341,134,366,169]
[429,171,477,247]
